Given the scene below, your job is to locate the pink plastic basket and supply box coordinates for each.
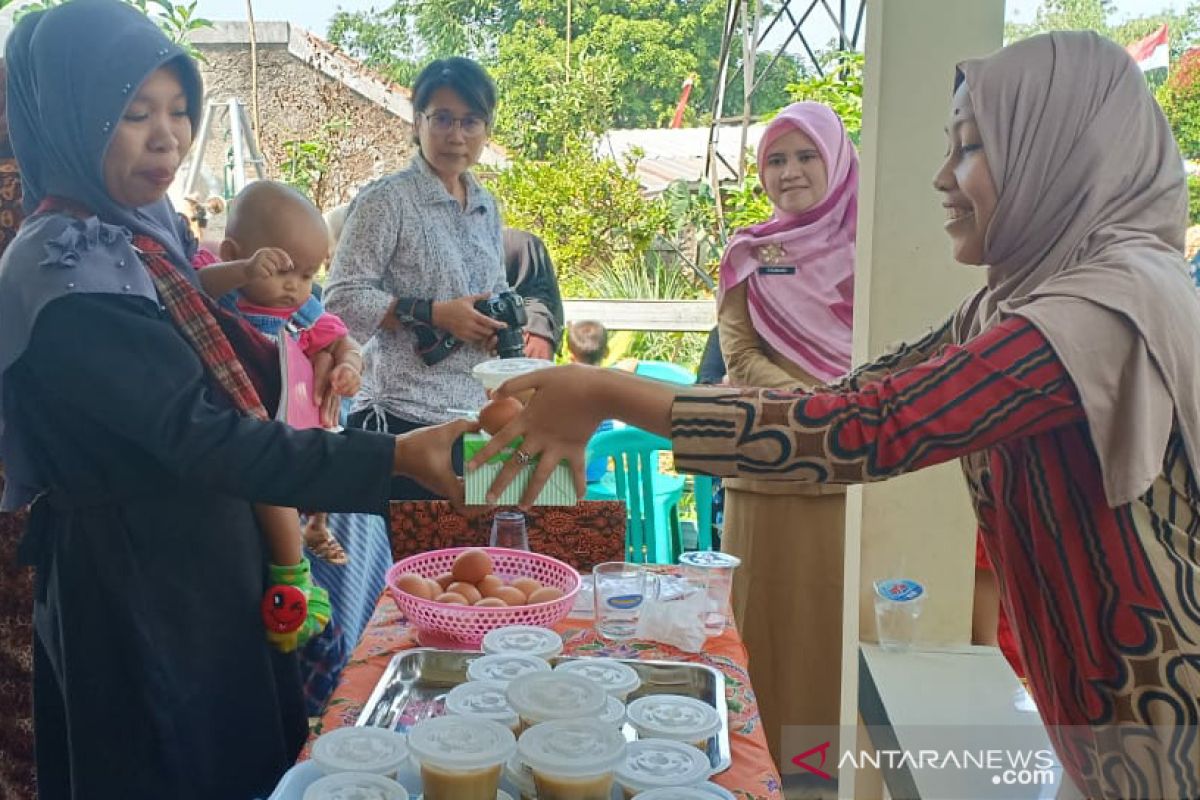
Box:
[385,547,581,645]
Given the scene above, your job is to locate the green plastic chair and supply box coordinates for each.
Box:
[634,360,696,385]
[584,426,685,564]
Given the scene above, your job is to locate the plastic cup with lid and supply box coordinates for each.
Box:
[482,625,564,660]
[503,752,538,800]
[517,718,628,800]
[872,578,926,652]
[626,695,722,751]
[599,694,627,729]
[405,715,516,800]
[553,657,642,702]
[504,672,608,735]
[614,738,713,799]
[473,358,555,400]
[301,771,409,800]
[310,725,410,779]
[634,785,735,800]
[445,680,521,734]
[467,653,552,685]
[678,550,741,637]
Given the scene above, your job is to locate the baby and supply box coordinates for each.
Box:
[198,181,363,651]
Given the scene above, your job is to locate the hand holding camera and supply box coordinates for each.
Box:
[432,292,507,344]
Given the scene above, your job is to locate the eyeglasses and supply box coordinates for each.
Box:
[420,111,488,137]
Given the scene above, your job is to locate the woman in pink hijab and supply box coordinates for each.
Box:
[476,31,1200,797]
[716,101,857,762]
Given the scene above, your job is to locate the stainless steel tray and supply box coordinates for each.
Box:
[357,648,732,774]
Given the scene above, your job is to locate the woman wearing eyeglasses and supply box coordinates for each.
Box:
[325,57,510,499]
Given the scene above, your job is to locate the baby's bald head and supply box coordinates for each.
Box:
[222,181,330,271]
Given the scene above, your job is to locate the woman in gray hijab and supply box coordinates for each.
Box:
[476,32,1200,800]
[0,2,470,798]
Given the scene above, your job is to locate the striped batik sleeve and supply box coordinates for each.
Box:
[671,316,1085,482]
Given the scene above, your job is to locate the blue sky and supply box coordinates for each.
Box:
[193,0,1188,41]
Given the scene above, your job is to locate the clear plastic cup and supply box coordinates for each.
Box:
[872,578,926,652]
[678,551,741,637]
[405,715,516,800]
[593,562,653,640]
[504,672,608,735]
[517,718,628,800]
[310,726,410,779]
[302,771,409,800]
[625,695,721,751]
[467,653,552,684]
[504,753,538,800]
[473,358,555,398]
[482,625,565,660]
[553,658,642,702]
[599,694,627,729]
[614,738,713,799]
[445,680,521,734]
[633,786,734,800]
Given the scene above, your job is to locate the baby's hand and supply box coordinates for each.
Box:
[243,247,293,282]
[329,362,361,398]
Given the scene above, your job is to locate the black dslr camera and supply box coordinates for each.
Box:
[475,291,528,359]
[419,290,529,366]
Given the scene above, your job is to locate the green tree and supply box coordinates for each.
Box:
[1005,0,1200,60]
[786,51,864,143]
[486,137,669,294]
[1159,49,1200,159]
[326,0,795,137]
[7,0,212,58]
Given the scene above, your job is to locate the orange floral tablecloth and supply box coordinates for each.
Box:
[306,593,784,800]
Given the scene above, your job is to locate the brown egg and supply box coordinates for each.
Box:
[434,592,469,605]
[476,575,506,598]
[394,572,434,600]
[452,549,493,584]
[478,396,524,436]
[424,578,445,599]
[492,586,528,607]
[511,577,542,598]
[447,581,483,604]
[434,572,456,590]
[527,586,565,605]
[474,597,508,608]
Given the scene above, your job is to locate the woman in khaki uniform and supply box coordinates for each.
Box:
[717,102,858,763]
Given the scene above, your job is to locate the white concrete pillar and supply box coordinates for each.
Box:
[837,1,1004,796]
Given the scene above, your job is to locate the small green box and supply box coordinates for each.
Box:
[463,432,578,506]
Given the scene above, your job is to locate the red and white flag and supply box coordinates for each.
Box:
[1126,24,1169,72]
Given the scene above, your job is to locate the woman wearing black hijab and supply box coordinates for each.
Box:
[0,3,470,797]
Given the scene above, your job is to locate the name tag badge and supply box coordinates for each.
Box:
[758,265,796,276]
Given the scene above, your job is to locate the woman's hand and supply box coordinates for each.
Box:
[433,293,507,344]
[393,418,480,509]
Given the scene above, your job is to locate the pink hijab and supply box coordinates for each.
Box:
[717,101,858,383]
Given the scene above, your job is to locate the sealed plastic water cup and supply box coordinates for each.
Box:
[633,785,735,800]
[614,738,713,799]
[553,657,642,702]
[301,771,409,800]
[405,715,516,800]
[467,653,552,684]
[310,725,410,779]
[482,625,564,660]
[626,695,722,751]
[678,551,741,637]
[517,718,628,800]
[873,578,926,652]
